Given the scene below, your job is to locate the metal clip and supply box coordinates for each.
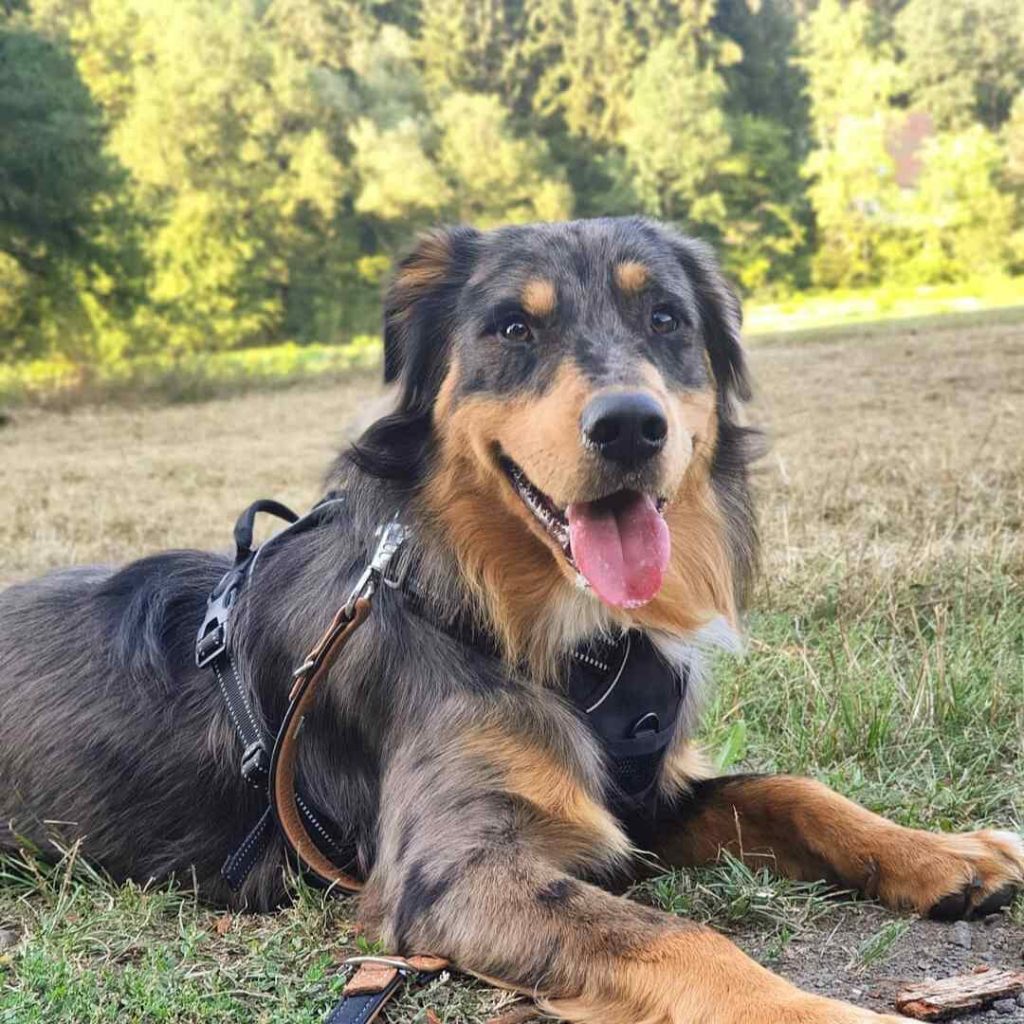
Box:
[341,954,417,975]
[341,519,408,618]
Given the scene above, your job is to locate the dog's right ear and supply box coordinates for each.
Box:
[383,226,479,401]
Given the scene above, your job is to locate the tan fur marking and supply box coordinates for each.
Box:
[423,362,601,671]
[424,356,734,670]
[614,261,649,293]
[461,726,631,868]
[396,230,451,290]
[521,278,557,319]
[542,928,887,1024]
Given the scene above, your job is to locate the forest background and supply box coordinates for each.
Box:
[2,0,1023,393]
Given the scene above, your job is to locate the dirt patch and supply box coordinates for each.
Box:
[735,907,1024,1020]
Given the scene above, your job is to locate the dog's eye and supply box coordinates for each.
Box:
[499,317,532,342]
[650,308,679,335]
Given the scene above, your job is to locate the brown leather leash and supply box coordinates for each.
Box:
[261,522,464,1021]
[268,596,370,894]
[265,520,405,894]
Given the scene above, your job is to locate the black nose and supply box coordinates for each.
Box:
[581,391,668,466]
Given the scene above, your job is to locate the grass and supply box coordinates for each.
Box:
[1,307,1023,1020]
[0,337,382,409]
[848,920,912,973]
[744,275,1024,337]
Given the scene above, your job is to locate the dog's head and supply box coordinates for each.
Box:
[353,218,755,660]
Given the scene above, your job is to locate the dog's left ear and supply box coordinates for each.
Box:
[670,235,751,405]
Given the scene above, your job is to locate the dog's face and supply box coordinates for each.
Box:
[368,218,751,647]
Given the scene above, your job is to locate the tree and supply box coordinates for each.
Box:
[798,0,901,286]
[896,0,1024,131]
[717,114,808,292]
[620,40,731,226]
[0,25,140,360]
[435,92,572,225]
[1006,92,1024,184]
[903,126,1019,281]
[803,113,902,287]
[418,0,529,111]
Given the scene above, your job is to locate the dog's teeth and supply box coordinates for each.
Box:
[506,457,572,557]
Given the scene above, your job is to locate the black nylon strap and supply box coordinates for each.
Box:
[209,648,269,788]
[324,961,447,1024]
[200,498,355,891]
[221,806,275,890]
[323,978,404,1024]
[233,499,300,561]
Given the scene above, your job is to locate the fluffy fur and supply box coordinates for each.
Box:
[2,218,1020,1023]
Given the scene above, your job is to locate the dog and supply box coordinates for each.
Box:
[2,217,1021,1024]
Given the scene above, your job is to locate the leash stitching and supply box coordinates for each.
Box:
[228,653,263,739]
[296,792,345,859]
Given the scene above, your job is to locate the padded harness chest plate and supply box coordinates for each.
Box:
[567,632,686,811]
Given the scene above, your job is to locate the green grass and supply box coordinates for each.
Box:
[848,920,912,973]
[0,336,382,408]
[706,574,1024,831]
[744,275,1024,337]
[0,848,355,1024]
[633,855,841,939]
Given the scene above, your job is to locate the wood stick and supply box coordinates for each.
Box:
[895,967,1024,1020]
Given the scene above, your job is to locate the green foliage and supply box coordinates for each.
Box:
[804,112,901,288]
[621,40,730,224]
[902,126,1020,282]
[0,336,381,406]
[1,0,1023,370]
[0,24,141,361]
[896,0,1024,131]
[434,92,572,225]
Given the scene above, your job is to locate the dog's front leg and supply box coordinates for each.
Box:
[357,711,902,1024]
[642,774,1024,919]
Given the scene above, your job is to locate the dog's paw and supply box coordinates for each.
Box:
[870,828,1024,919]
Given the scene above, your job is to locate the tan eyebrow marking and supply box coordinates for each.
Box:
[521,278,557,318]
[614,261,649,293]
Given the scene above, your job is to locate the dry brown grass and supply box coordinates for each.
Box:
[749,313,1023,606]
[0,375,381,584]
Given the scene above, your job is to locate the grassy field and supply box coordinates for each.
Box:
[1,309,1022,1022]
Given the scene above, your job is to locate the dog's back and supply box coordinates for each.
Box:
[0,552,245,885]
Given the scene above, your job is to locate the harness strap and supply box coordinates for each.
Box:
[325,956,449,1024]
[198,499,355,890]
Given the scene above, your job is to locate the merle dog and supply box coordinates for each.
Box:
[2,218,1021,1023]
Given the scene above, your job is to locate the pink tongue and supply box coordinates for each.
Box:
[566,492,670,609]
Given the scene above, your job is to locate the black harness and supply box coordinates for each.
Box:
[199,499,686,893]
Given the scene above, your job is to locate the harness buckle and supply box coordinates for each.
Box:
[195,564,247,668]
[340,955,423,978]
[240,740,270,789]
